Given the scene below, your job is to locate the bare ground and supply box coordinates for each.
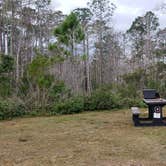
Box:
[1,109,166,166]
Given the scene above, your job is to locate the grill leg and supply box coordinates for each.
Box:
[132,114,140,126]
[148,105,153,119]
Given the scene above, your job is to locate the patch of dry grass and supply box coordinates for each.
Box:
[1,109,166,166]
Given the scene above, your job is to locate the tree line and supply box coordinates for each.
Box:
[0,0,165,119]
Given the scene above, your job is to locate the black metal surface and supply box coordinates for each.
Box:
[143,89,156,99]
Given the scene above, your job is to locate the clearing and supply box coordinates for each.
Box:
[1,109,166,166]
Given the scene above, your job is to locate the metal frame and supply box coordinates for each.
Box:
[132,99,166,127]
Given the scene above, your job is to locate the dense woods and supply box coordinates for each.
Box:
[0,0,165,119]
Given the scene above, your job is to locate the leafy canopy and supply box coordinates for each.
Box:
[54,12,85,46]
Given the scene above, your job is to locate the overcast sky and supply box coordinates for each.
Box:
[51,0,166,31]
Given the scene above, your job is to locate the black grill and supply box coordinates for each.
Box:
[143,89,156,99]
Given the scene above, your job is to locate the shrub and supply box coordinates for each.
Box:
[49,81,70,101]
[0,54,14,73]
[51,97,84,115]
[0,76,12,97]
[0,55,14,97]
[0,99,26,120]
[120,97,146,108]
[84,89,123,111]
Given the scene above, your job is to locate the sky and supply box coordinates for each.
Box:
[51,0,166,31]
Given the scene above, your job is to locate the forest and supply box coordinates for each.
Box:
[0,0,166,119]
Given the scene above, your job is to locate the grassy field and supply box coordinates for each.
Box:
[1,109,166,166]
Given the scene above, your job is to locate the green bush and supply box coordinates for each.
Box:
[84,96,96,111]
[0,54,14,73]
[84,89,123,111]
[0,55,14,97]
[51,97,84,115]
[0,76,12,97]
[51,89,123,115]
[0,86,148,120]
[49,81,70,101]
[120,97,146,108]
[0,99,26,120]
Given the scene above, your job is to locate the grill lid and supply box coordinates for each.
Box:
[143,89,156,99]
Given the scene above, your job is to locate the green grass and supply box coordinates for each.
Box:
[0,109,166,166]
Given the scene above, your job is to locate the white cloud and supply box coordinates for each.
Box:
[51,0,166,31]
[51,0,88,13]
